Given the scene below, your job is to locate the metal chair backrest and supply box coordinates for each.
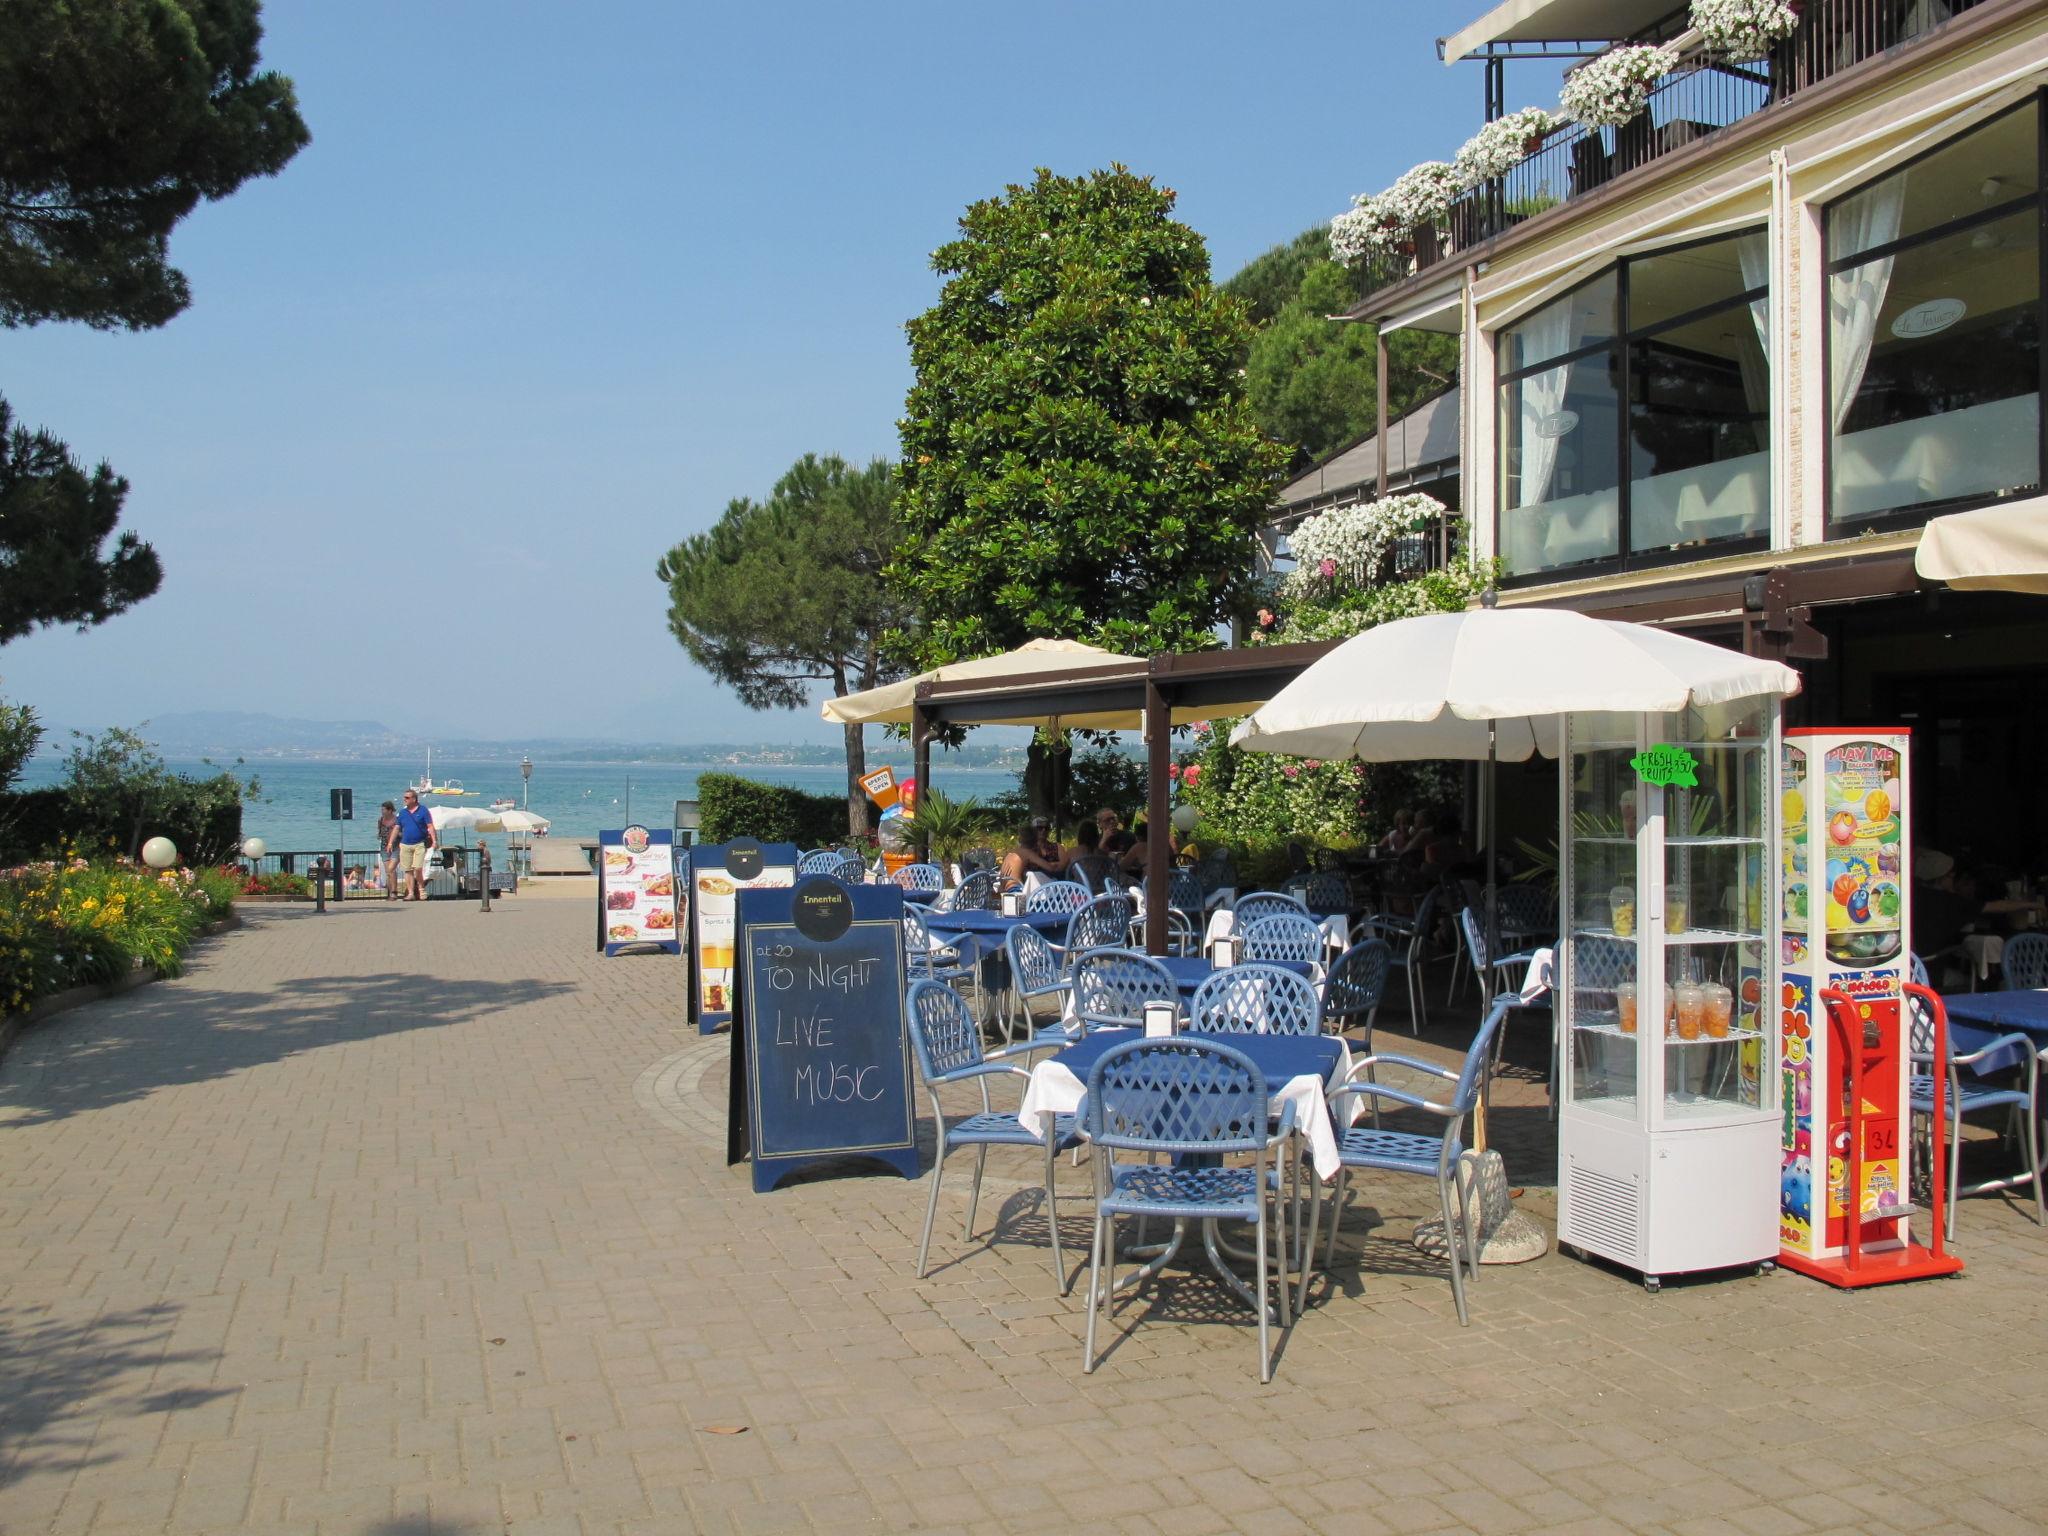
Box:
[1451,995,1516,1117]
[2005,932,2048,990]
[1234,890,1311,929]
[1026,879,1089,914]
[1458,906,1502,971]
[1071,948,1177,1030]
[1166,869,1205,916]
[1189,964,1322,1035]
[1496,881,1554,934]
[1067,892,1134,954]
[961,846,997,874]
[1569,932,1633,1001]
[902,907,937,977]
[1006,923,1064,996]
[1196,851,1235,895]
[833,854,868,884]
[1323,939,1392,1027]
[1083,1037,1268,1155]
[797,849,841,876]
[906,978,983,1083]
[892,862,944,892]
[1298,872,1350,916]
[1242,912,1324,967]
[1067,854,1122,895]
[954,868,998,910]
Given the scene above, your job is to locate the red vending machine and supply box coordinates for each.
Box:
[1776,727,1960,1285]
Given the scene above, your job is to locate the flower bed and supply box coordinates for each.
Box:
[0,859,238,1015]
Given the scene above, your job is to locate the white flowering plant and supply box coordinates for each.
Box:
[1453,107,1561,185]
[1691,0,1799,61]
[1328,197,1404,263]
[1285,493,1449,590]
[1378,162,1463,228]
[1559,43,1679,128]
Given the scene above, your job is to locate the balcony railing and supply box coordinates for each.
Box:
[1358,0,1987,297]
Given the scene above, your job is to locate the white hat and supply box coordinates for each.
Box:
[1916,847,1955,881]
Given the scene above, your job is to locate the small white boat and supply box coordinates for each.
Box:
[490,798,517,811]
[411,748,476,797]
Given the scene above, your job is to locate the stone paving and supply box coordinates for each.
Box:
[2,894,2047,1535]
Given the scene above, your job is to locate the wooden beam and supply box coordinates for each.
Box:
[1144,679,1171,957]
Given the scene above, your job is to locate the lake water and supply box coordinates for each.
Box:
[14,756,1021,854]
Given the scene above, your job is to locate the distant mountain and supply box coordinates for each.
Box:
[140,711,419,758]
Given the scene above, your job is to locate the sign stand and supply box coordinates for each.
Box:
[726,878,917,1192]
[597,826,683,956]
[687,838,798,1032]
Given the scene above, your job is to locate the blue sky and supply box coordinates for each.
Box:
[6,0,1504,747]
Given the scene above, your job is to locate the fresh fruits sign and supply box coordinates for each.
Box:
[1629,743,1700,787]
[1820,740,1903,966]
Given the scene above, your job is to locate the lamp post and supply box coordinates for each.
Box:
[141,837,178,870]
[520,754,532,809]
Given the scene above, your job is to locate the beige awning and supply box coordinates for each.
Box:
[1915,503,2048,595]
[1441,0,1677,62]
[819,638,1143,726]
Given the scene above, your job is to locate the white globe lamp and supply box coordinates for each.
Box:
[1171,805,1198,834]
[141,837,178,870]
[242,837,267,861]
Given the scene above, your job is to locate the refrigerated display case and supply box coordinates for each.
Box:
[1556,696,1781,1289]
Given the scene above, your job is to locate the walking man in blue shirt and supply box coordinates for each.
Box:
[395,789,438,902]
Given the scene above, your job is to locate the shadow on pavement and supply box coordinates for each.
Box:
[0,1302,233,1487]
[0,970,576,1127]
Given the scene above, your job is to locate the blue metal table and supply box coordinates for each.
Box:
[1939,991,2048,1076]
[1158,956,1316,997]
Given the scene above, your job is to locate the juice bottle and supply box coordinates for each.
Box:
[1615,981,1638,1035]
[1702,983,1733,1039]
[1673,982,1704,1041]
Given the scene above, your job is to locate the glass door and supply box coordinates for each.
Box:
[1564,711,1646,1125]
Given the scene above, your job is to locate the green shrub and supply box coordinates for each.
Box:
[192,866,241,920]
[241,871,310,896]
[696,772,848,848]
[0,857,229,1010]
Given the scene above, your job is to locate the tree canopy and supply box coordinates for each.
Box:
[657,453,907,834]
[0,0,310,331]
[0,398,161,643]
[891,166,1287,671]
[1225,226,1458,472]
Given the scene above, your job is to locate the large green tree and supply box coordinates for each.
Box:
[0,0,310,331]
[658,455,908,837]
[892,165,1286,810]
[1226,227,1459,471]
[0,399,161,642]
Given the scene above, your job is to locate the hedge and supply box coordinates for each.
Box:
[0,787,244,866]
[696,773,848,848]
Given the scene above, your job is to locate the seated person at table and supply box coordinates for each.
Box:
[1119,817,1152,878]
[1095,807,1136,857]
[1914,848,1981,984]
[1377,808,1415,855]
[999,821,1065,891]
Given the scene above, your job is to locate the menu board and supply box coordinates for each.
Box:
[689,838,798,1033]
[726,878,917,1192]
[597,826,683,957]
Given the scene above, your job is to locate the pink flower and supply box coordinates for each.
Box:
[1193,720,1210,735]
[1167,763,1182,780]
[1282,764,1300,779]
[1257,608,1275,628]
[1181,764,1202,787]
[1304,759,1322,771]
[1318,558,1336,578]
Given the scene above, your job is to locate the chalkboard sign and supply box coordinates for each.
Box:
[727,879,918,1192]
[687,840,798,1032]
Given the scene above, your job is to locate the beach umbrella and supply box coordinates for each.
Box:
[429,805,550,837]
[820,638,1143,727]
[493,809,550,834]
[1915,504,2048,594]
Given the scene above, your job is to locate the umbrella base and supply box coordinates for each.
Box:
[1412,1148,1550,1266]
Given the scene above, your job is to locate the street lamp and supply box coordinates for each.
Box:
[520,754,532,809]
[141,837,178,869]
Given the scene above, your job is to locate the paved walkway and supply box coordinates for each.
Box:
[2,898,2046,1535]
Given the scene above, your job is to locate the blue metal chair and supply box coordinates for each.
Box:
[1026,880,1089,915]
[1071,948,1177,1032]
[891,862,944,893]
[1316,993,1515,1324]
[1451,905,1544,1011]
[1002,923,1074,1045]
[1081,1037,1294,1381]
[1189,964,1322,1036]
[1067,854,1123,895]
[904,906,977,992]
[2004,932,2048,990]
[1196,851,1236,898]
[954,868,998,911]
[1242,913,1327,987]
[906,980,1084,1287]
[1066,892,1135,957]
[1297,872,1352,918]
[1905,983,2045,1240]
[1495,881,1556,944]
[1234,890,1311,929]
[1322,939,1390,1040]
[832,853,868,884]
[796,849,841,876]
[1361,886,1449,1034]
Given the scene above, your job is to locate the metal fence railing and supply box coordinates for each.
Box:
[1360,0,1984,296]
[236,846,512,900]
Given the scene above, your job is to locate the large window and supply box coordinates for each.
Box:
[1498,231,1771,579]
[1828,97,2045,528]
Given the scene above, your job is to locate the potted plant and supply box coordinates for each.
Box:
[1453,107,1561,186]
[1559,42,1680,129]
[908,787,991,879]
[1692,0,1799,61]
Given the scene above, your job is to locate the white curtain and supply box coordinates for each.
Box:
[1514,301,1579,507]
[1829,177,1907,432]
[1735,231,1772,418]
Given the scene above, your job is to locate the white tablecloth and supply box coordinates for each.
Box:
[1202,908,1351,959]
[1016,1032,1357,1179]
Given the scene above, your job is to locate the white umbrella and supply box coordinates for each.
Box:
[1915,505,2048,594]
[429,805,550,836]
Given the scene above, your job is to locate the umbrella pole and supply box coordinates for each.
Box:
[1479,718,1499,1151]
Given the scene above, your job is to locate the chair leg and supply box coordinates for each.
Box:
[964,1144,988,1242]
[1441,1174,1470,1326]
[1083,1207,1106,1374]
[1324,1169,1348,1269]
[1273,1159,1292,1331]
[1254,1205,1273,1384]
[1295,1158,1322,1317]
[1947,1106,1962,1244]
[1045,1136,1069,1294]
[2027,1092,2046,1229]
[916,1145,947,1279]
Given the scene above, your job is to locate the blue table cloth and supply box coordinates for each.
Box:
[922,909,1070,940]
[1159,956,1316,996]
[1939,990,2048,1076]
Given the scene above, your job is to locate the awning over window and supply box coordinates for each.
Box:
[1441,0,1678,63]
[1914,502,2048,595]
